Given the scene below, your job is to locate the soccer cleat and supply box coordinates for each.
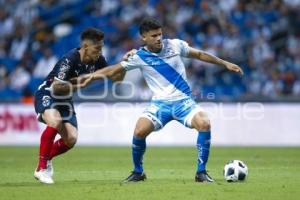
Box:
[123,171,147,183]
[47,160,54,177]
[34,169,54,184]
[195,170,214,183]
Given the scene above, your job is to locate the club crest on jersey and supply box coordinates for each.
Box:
[165,48,176,57]
[42,96,51,107]
[58,72,66,79]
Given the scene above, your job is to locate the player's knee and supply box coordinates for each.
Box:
[197,118,211,131]
[134,127,148,138]
[193,113,211,131]
[194,116,210,131]
[65,134,77,148]
[47,120,63,130]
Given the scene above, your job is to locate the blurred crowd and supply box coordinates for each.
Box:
[0,0,299,102]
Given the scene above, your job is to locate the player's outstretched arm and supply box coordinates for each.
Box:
[73,49,136,84]
[52,75,94,96]
[73,63,125,86]
[92,63,125,80]
[188,47,244,75]
[110,69,126,82]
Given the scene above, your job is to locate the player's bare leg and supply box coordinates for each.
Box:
[34,109,62,184]
[133,117,154,138]
[124,117,154,182]
[50,122,78,159]
[191,111,214,183]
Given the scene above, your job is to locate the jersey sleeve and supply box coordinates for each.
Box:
[172,39,190,57]
[120,54,142,71]
[54,57,74,82]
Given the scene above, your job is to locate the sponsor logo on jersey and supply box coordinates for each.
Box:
[145,57,161,66]
[165,47,176,57]
[60,63,70,72]
[58,72,66,79]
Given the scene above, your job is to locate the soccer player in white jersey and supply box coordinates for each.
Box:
[77,18,243,183]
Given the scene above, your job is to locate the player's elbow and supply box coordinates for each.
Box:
[51,82,73,97]
[52,86,69,96]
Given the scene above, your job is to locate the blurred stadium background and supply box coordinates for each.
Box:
[0,0,300,146]
[0,0,300,102]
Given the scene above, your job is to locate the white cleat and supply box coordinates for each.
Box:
[34,169,54,184]
[47,160,54,177]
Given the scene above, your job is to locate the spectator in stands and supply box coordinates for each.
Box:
[33,48,58,79]
[0,64,9,90]
[9,63,31,91]
[0,0,300,101]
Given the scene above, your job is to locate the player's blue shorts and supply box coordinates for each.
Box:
[34,89,78,128]
[141,97,204,131]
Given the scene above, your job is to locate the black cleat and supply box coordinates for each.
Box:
[123,171,147,183]
[195,171,214,183]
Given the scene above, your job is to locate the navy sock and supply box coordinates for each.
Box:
[196,131,211,173]
[132,136,146,173]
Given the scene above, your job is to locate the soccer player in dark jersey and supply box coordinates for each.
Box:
[33,28,127,184]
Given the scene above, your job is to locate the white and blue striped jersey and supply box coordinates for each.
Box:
[120,39,191,101]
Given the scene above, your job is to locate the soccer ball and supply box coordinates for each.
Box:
[224,160,248,182]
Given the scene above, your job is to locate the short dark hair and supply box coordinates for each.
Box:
[80,28,104,42]
[139,17,162,35]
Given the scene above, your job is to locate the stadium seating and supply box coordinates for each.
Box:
[0,0,299,102]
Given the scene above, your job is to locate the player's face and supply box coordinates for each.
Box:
[142,28,163,52]
[83,40,104,62]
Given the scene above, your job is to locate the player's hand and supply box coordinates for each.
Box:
[122,49,137,61]
[70,74,90,84]
[224,62,244,76]
[78,74,94,88]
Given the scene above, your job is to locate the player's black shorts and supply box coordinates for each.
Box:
[34,89,78,128]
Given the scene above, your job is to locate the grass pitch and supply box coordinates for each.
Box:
[0,146,299,200]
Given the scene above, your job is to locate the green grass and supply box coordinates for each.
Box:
[0,147,299,200]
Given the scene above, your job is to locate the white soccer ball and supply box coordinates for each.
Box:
[224,160,248,182]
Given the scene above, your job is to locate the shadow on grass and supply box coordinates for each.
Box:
[0,178,229,188]
[0,179,121,188]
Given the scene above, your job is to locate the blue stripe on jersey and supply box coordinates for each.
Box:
[137,49,192,97]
